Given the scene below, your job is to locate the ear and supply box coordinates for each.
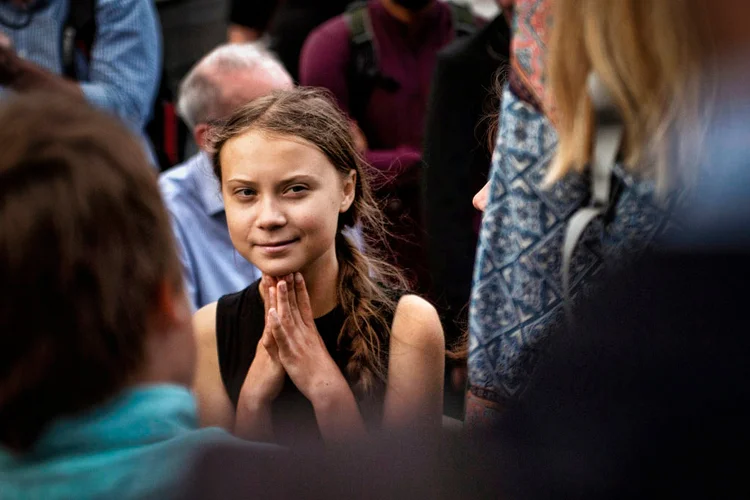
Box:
[194,123,210,151]
[340,169,357,214]
[150,278,192,335]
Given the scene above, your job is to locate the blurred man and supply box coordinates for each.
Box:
[0,0,161,160]
[159,44,293,310]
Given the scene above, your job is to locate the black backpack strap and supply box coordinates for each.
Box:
[346,1,378,84]
[447,1,476,38]
[345,0,399,125]
[61,0,97,80]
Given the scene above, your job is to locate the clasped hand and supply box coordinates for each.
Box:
[243,273,344,407]
[266,273,345,403]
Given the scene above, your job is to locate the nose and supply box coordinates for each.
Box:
[473,181,491,212]
[255,195,287,230]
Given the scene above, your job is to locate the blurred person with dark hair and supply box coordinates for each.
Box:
[160,43,293,311]
[0,94,273,498]
[227,0,351,83]
[0,0,161,163]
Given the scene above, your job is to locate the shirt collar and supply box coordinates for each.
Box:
[192,152,225,217]
[1,384,199,463]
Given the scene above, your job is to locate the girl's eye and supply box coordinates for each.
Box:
[287,185,308,195]
[235,188,256,198]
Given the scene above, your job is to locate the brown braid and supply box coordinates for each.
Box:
[207,87,408,398]
[335,232,402,396]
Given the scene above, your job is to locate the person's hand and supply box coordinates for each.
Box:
[238,275,286,406]
[268,273,347,403]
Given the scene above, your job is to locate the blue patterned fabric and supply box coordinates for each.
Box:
[0,0,161,133]
[467,86,678,418]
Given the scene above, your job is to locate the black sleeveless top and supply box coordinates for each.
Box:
[216,279,394,445]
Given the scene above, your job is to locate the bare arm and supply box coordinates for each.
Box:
[192,302,235,429]
[382,295,445,431]
[234,380,275,442]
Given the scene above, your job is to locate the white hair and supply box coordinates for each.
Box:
[177,43,292,129]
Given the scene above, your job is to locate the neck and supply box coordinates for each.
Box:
[380,0,434,24]
[301,245,340,318]
[129,328,193,389]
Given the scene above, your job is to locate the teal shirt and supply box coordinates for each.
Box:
[0,385,239,499]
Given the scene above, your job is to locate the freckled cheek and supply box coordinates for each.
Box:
[293,198,340,238]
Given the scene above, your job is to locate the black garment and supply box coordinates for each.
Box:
[158,0,228,98]
[422,14,511,348]
[489,249,750,499]
[229,0,351,82]
[216,279,390,445]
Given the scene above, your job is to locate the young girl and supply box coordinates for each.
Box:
[192,88,444,445]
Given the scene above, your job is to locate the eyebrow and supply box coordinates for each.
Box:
[225,174,320,187]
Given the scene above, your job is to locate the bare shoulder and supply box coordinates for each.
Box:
[193,301,218,347]
[391,294,444,351]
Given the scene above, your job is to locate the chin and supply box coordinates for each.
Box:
[256,260,303,278]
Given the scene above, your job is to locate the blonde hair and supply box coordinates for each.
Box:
[546,0,714,188]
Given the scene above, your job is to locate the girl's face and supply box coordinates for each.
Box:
[220,130,356,278]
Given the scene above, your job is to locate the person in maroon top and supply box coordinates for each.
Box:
[300,0,481,292]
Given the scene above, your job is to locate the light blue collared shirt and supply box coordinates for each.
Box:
[0,0,161,155]
[159,152,262,311]
[0,385,239,500]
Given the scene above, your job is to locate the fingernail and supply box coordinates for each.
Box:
[278,281,286,292]
[285,274,293,284]
[295,272,303,283]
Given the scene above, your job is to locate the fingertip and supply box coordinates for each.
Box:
[295,272,303,284]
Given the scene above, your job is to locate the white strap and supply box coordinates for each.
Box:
[562,74,624,320]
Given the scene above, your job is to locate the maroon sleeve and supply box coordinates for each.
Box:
[365,147,422,185]
[299,17,353,115]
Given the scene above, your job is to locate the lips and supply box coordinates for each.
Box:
[254,238,300,255]
[255,238,299,248]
